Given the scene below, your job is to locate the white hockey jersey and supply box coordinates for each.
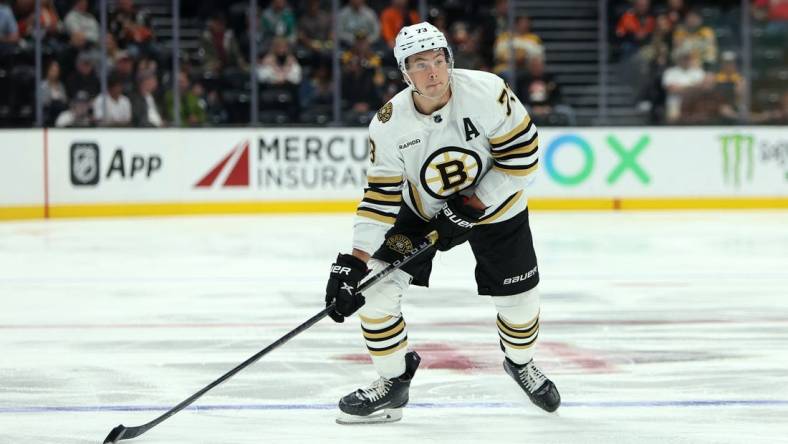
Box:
[352,69,540,255]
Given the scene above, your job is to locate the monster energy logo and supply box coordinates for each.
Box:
[719,134,755,187]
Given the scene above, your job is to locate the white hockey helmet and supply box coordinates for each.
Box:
[393,22,454,92]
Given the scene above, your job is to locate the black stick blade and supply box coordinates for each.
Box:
[103,425,127,443]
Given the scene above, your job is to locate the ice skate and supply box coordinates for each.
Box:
[503,358,561,412]
[336,351,420,424]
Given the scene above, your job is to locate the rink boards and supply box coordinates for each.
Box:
[1,126,787,219]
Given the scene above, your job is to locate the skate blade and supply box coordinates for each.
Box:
[336,408,403,425]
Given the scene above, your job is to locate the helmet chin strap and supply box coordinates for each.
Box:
[402,66,454,102]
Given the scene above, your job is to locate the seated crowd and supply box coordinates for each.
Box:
[613,0,788,124]
[0,0,567,127]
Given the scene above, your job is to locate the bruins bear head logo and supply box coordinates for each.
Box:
[377,102,393,123]
[385,234,413,255]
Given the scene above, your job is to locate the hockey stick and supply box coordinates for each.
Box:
[103,231,438,444]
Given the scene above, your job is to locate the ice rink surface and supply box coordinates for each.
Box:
[1,211,787,444]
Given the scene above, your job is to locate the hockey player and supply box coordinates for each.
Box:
[324,22,560,424]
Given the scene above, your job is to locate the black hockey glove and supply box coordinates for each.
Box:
[431,195,485,251]
[325,253,368,323]
[371,229,437,285]
[373,233,424,267]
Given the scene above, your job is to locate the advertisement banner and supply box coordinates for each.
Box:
[1,126,785,219]
[529,128,788,197]
[46,128,371,204]
[0,130,44,207]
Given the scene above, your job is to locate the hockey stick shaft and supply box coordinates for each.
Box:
[103,231,438,443]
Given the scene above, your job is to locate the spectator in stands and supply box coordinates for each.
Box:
[751,91,788,124]
[93,73,132,126]
[342,56,380,123]
[638,13,673,64]
[102,34,126,72]
[298,0,333,65]
[672,9,717,69]
[341,34,382,123]
[299,63,333,110]
[260,0,296,51]
[752,0,788,37]
[451,22,486,71]
[429,7,448,35]
[662,0,688,31]
[130,69,164,127]
[165,71,206,126]
[341,32,384,88]
[493,15,544,76]
[713,50,743,123]
[65,51,99,98]
[17,0,62,39]
[64,0,99,45]
[136,55,158,81]
[517,56,561,122]
[59,25,89,75]
[257,36,302,86]
[479,0,509,68]
[380,0,419,48]
[41,60,68,125]
[634,15,672,120]
[662,49,709,123]
[633,13,672,107]
[55,90,93,127]
[337,0,380,48]
[0,0,20,56]
[615,0,656,58]
[113,50,135,94]
[203,88,229,125]
[109,0,155,59]
[200,14,248,77]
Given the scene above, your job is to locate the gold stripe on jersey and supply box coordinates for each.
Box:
[356,208,397,224]
[407,182,430,221]
[364,190,402,203]
[478,191,523,225]
[359,314,394,324]
[493,159,539,177]
[491,134,539,159]
[368,339,408,356]
[367,175,404,186]
[489,116,532,148]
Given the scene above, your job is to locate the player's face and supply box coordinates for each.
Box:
[406,49,450,98]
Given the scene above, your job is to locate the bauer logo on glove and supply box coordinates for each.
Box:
[440,205,477,229]
[431,194,484,251]
[325,253,369,323]
[331,265,353,276]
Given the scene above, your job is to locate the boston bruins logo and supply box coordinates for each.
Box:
[386,234,414,255]
[420,147,482,199]
[377,102,393,123]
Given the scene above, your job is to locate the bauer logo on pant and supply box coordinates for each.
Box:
[503,266,538,285]
[70,142,100,186]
